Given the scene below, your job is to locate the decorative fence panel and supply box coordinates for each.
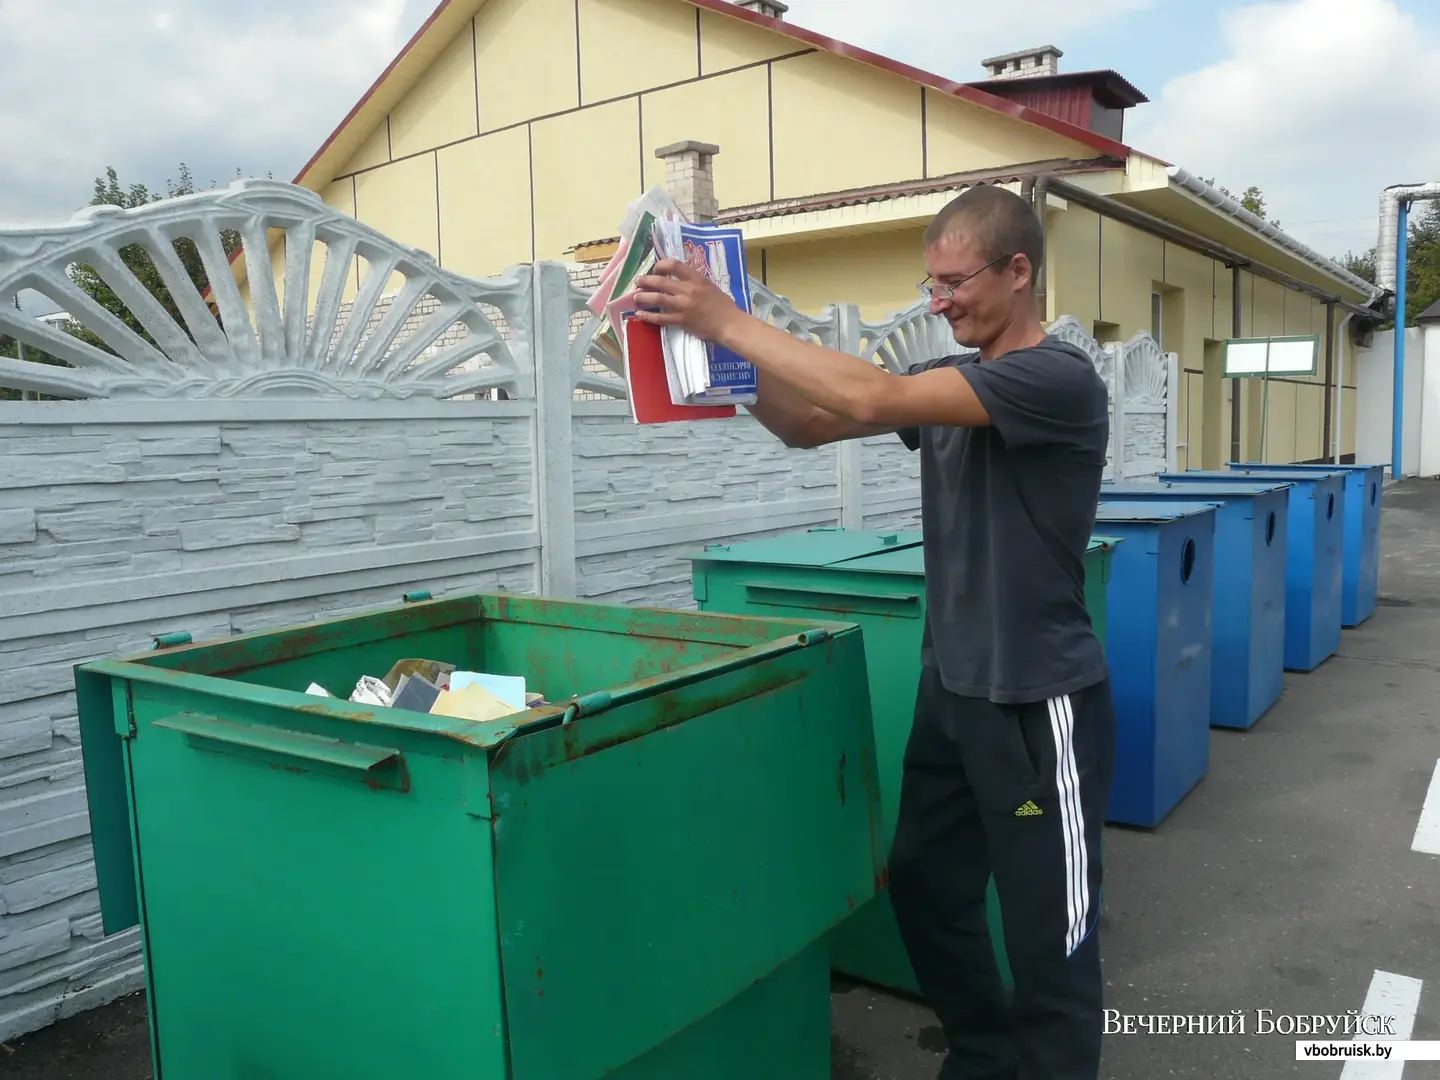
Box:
[0,179,1175,1040]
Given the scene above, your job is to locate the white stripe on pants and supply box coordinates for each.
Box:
[1047,694,1090,957]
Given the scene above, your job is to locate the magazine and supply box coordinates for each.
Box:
[588,187,757,424]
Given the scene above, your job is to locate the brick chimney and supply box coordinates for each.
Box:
[655,140,720,223]
[736,0,788,17]
[980,45,1063,80]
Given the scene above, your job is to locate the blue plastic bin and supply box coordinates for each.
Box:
[1228,463,1384,628]
[1092,502,1216,828]
[1161,471,1344,673]
[1100,481,1289,730]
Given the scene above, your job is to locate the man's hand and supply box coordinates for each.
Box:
[633,259,747,344]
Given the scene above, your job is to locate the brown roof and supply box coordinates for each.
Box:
[568,157,1122,252]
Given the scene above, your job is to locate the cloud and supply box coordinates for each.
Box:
[779,0,1154,81]
[0,0,435,223]
[1126,0,1440,260]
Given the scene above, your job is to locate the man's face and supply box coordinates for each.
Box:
[922,230,1027,349]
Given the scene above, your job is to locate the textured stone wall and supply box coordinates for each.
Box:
[571,406,845,608]
[0,403,542,1039]
[860,434,922,532]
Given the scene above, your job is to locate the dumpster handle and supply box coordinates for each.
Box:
[741,581,921,616]
[559,630,831,725]
[152,632,192,649]
[151,712,410,793]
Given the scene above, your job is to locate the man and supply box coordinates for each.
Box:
[634,183,1115,1080]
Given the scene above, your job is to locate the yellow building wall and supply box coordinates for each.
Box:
[769,52,924,199]
[640,67,772,210]
[1045,206,1352,469]
[297,0,1109,288]
[437,125,534,275]
[925,92,1099,177]
[762,229,927,324]
[698,8,801,73]
[388,25,479,159]
[475,0,578,131]
[579,0,699,104]
[531,98,640,260]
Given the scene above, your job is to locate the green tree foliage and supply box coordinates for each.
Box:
[1200,178,1278,227]
[67,164,245,352]
[2,163,253,400]
[1201,178,1440,330]
[1335,201,1440,330]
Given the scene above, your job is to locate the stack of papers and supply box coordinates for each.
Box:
[587,186,758,425]
[306,659,548,724]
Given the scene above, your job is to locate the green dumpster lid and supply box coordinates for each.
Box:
[682,527,923,569]
[841,543,926,575]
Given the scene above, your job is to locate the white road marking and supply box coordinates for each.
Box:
[1340,970,1423,1079]
[1411,759,1440,855]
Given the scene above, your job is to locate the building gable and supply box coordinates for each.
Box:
[257,0,1121,288]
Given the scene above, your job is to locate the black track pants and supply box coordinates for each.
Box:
[888,665,1117,1080]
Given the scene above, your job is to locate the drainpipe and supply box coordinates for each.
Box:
[1029,175,1049,322]
[1230,264,1243,463]
[1393,202,1409,480]
[1333,311,1354,464]
[1377,182,1440,479]
[1322,301,1335,461]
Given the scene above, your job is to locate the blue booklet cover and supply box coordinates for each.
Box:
[677,222,757,403]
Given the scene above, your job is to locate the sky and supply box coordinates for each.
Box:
[0,0,1437,284]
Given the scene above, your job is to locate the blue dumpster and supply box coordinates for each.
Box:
[1092,502,1216,828]
[1161,470,1344,673]
[1100,481,1289,731]
[1228,462,1384,628]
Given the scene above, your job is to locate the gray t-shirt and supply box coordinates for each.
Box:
[896,335,1111,705]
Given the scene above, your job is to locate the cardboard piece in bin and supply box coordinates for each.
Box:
[430,683,525,723]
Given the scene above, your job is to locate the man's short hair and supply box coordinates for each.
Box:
[923,184,1045,288]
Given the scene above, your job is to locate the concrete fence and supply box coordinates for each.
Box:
[0,178,1177,1039]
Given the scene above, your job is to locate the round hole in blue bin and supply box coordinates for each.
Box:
[1265,510,1277,546]
[1371,482,1378,505]
[1181,538,1196,584]
[1327,493,1335,520]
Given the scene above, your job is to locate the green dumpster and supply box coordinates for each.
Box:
[686,528,1118,999]
[75,591,884,1080]
[1088,535,1119,650]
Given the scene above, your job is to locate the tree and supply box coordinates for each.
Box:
[1201,178,1279,228]
[1,163,254,400]
[66,163,245,354]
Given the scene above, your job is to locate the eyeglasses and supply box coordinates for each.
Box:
[917,253,1015,301]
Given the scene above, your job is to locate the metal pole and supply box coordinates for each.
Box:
[1260,338,1272,463]
[1322,301,1335,461]
[1393,200,1409,480]
[1231,265,1243,463]
[1030,176,1049,324]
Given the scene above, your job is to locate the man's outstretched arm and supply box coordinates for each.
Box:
[633,259,993,432]
[746,369,902,449]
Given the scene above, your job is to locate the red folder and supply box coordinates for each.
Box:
[622,314,736,424]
